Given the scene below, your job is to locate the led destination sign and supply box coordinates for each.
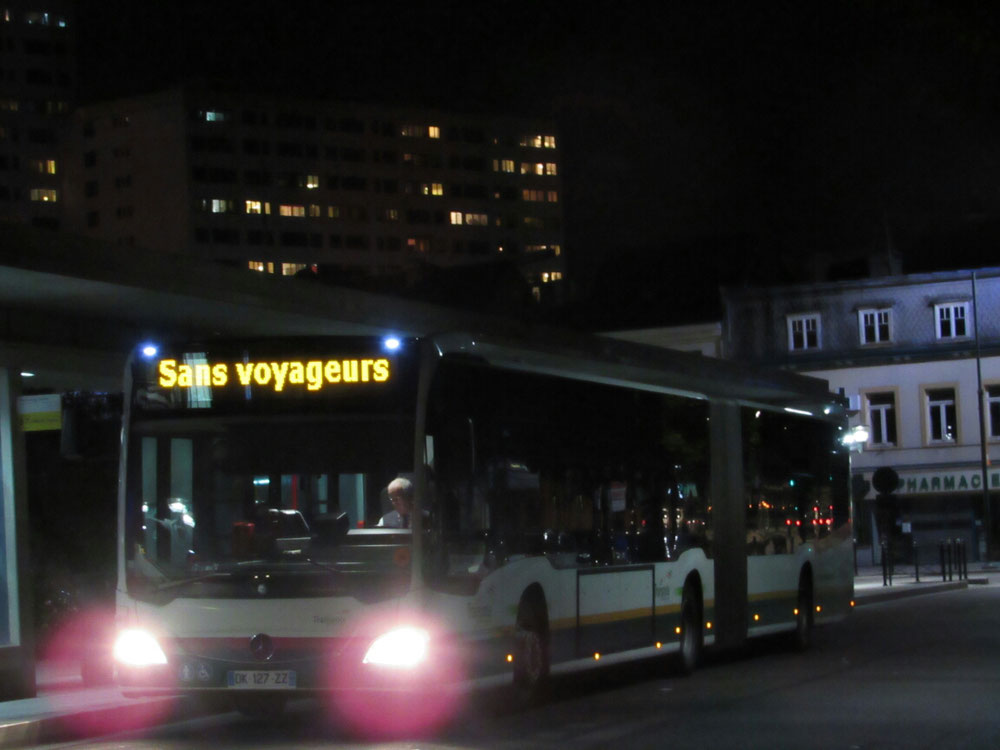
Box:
[157,357,392,393]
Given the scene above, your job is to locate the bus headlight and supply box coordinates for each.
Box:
[113,628,168,666]
[362,626,430,668]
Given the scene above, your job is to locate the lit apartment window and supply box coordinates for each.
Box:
[328,206,340,219]
[305,174,320,189]
[547,190,559,202]
[522,189,545,202]
[541,271,563,283]
[246,200,262,214]
[491,159,515,173]
[279,204,305,217]
[249,261,266,273]
[866,392,897,446]
[201,199,234,213]
[400,125,426,137]
[925,387,957,443]
[521,162,544,175]
[859,308,891,344]
[465,212,488,226]
[545,162,558,175]
[200,110,230,123]
[28,159,57,174]
[282,263,306,276]
[309,204,321,217]
[988,385,1000,439]
[787,313,820,351]
[421,183,443,196]
[449,211,463,225]
[521,134,556,148]
[29,188,57,202]
[428,126,440,138]
[935,302,969,339]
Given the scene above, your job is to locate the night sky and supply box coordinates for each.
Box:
[77,1,1000,323]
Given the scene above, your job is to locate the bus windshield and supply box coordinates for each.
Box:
[122,339,419,602]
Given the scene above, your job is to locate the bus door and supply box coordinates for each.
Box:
[575,565,655,657]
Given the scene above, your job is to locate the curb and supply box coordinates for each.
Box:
[854,580,969,606]
[0,696,188,749]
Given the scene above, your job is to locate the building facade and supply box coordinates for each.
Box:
[722,268,1000,562]
[0,1,75,231]
[62,86,567,301]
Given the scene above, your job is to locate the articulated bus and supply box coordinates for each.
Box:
[111,332,853,729]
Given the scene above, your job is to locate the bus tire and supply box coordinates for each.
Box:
[790,568,813,651]
[676,580,703,676]
[511,594,549,707]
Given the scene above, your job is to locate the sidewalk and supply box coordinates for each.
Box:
[0,566,991,748]
[852,560,991,604]
[0,661,195,748]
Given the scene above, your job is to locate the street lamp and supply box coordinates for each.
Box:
[842,424,870,450]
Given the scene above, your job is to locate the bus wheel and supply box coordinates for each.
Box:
[676,583,702,676]
[790,571,813,651]
[512,598,549,706]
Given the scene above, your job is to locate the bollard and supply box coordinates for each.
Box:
[940,541,947,582]
[957,539,967,580]
[914,540,920,583]
[881,541,889,586]
[946,539,953,582]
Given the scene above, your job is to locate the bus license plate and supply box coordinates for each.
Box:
[227,670,296,689]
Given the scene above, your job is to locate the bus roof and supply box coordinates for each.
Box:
[430,330,841,418]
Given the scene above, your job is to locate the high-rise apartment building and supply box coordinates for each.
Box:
[63,85,567,301]
[0,1,75,229]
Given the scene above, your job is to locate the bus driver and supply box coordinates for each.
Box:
[378,477,414,528]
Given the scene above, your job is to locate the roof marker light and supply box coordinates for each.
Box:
[382,336,401,352]
[140,344,158,359]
